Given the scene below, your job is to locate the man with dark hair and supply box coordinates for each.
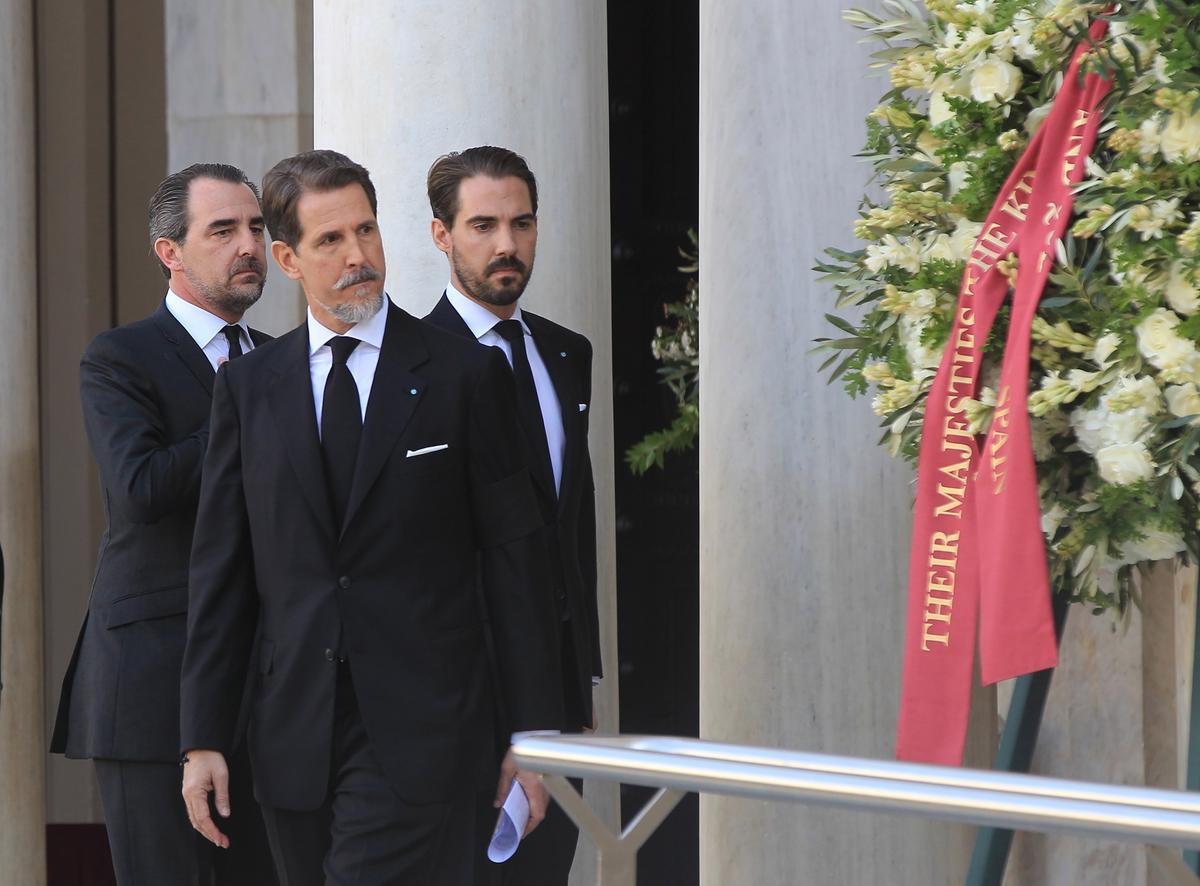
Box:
[424,145,602,886]
[50,163,277,886]
[179,149,562,886]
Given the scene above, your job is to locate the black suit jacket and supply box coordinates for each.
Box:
[51,302,269,761]
[425,294,602,729]
[179,302,563,810]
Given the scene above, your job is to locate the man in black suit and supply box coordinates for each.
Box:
[179,149,563,886]
[424,146,603,886]
[51,163,278,886]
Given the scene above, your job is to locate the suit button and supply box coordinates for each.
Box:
[338,576,351,589]
[324,648,335,661]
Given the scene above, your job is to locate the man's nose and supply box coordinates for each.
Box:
[235,227,259,256]
[494,225,517,256]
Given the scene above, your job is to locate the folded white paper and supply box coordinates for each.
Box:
[488,781,530,863]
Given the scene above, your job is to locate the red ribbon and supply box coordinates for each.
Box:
[896,21,1112,765]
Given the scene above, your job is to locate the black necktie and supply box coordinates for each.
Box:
[221,325,244,360]
[321,336,362,527]
[493,319,554,496]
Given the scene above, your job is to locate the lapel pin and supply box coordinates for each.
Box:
[410,388,418,395]
[560,351,567,358]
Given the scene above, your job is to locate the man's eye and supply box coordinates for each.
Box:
[214,229,231,238]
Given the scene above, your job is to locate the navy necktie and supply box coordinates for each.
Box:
[493,319,554,497]
[221,325,244,360]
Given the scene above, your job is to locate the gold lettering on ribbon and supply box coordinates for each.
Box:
[990,386,1011,493]
[922,531,960,650]
[1062,109,1090,185]
[1001,171,1036,222]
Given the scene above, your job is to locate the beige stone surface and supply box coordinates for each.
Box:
[0,0,47,881]
[313,4,619,884]
[165,0,312,336]
[698,1,991,883]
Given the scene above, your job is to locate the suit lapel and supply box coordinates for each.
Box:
[266,327,336,541]
[425,291,473,338]
[341,304,430,536]
[525,313,580,512]
[152,302,215,397]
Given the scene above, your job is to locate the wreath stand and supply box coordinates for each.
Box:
[965,582,1200,885]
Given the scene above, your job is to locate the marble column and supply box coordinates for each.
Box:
[0,0,47,883]
[698,1,989,883]
[313,3,618,884]
[165,0,313,335]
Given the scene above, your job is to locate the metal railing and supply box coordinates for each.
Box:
[512,734,1200,886]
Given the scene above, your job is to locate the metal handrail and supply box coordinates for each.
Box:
[512,734,1200,886]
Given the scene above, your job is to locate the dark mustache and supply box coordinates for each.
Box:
[229,257,265,277]
[486,258,526,276]
[334,266,383,290]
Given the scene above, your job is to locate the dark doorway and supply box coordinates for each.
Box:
[608,2,700,883]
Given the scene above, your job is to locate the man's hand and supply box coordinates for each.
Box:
[181,749,231,849]
[495,747,549,837]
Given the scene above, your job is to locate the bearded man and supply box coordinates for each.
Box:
[51,163,277,886]
[178,149,562,886]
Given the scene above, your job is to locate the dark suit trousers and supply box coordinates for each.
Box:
[95,742,275,886]
[260,665,478,886]
[489,626,585,886]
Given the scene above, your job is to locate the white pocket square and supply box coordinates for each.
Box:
[406,443,449,458]
[578,403,588,412]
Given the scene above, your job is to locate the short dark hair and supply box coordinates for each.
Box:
[261,149,378,249]
[427,146,538,228]
[147,163,259,280]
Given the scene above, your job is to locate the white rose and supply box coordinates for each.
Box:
[1096,442,1155,485]
[1160,112,1200,164]
[929,90,954,127]
[1136,308,1184,362]
[923,232,956,263]
[1102,409,1153,448]
[950,219,984,262]
[1024,101,1052,136]
[1167,262,1200,315]
[970,57,1023,104]
[1070,405,1108,454]
[1105,375,1162,415]
[1165,383,1200,421]
[1092,332,1120,368]
[1118,526,1186,565]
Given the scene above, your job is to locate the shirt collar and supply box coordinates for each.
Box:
[165,289,247,350]
[445,281,528,340]
[307,294,390,356]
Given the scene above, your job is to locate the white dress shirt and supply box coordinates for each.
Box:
[307,297,389,435]
[165,289,254,370]
[444,283,565,494]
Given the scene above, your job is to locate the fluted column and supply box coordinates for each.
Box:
[698,2,987,883]
[314,3,618,883]
[0,0,47,882]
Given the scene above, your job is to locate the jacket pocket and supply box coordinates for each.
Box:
[105,585,188,629]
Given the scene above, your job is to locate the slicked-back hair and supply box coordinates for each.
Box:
[148,163,259,280]
[427,146,538,228]
[261,149,378,249]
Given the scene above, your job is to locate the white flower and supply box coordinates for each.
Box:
[1096,442,1155,485]
[928,90,954,128]
[1071,403,1151,454]
[970,57,1023,104]
[1167,262,1200,315]
[1010,11,1040,61]
[1025,101,1052,136]
[900,315,943,371]
[1130,198,1181,241]
[950,219,983,262]
[922,232,956,263]
[1166,383,1200,421]
[1160,111,1200,164]
[947,161,971,196]
[1093,332,1121,368]
[1118,526,1186,565]
[863,234,922,274]
[1139,115,1163,161]
[1153,53,1171,84]
[1137,308,1185,360]
[1107,375,1163,414]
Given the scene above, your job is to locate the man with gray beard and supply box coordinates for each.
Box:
[179,149,562,886]
[51,163,278,885]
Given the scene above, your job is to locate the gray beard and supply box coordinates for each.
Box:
[320,289,384,325]
[184,267,264,316]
